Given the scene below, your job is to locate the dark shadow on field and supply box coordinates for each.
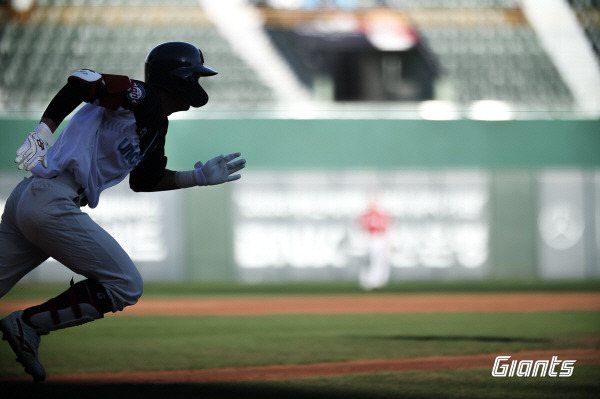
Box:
[358,335,551,343]
[3,367,600,399]
[0,382,405,399]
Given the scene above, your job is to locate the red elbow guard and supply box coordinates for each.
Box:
[67,69,103,103]
[68,70,133,110]
[99,74,134,110]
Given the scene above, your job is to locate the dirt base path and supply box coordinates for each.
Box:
[121,292,600,316]
[2,348,599,385]
[1,292,599,384]
[4,292,598,316]
[35,348,600,385]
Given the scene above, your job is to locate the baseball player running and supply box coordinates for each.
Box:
[0,41,245,382]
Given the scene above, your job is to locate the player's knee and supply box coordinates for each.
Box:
[121,270,143,309]
[102,269,143,311]
[128,270,144,304]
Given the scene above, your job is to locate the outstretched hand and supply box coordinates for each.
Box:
[195,152,246,186]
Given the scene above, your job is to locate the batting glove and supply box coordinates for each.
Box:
[196,152,246,186]
[15,122,56,171]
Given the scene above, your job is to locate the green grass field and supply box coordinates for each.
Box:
[1,281,599,399]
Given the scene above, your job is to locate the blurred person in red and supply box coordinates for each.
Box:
[358,202,391,290]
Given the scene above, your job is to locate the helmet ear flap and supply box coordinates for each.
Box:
[145,41,217,108]
[189,82,209,108]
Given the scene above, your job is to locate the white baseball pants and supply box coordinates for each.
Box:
[0,175,143,311]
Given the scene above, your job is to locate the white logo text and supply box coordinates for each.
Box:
[492,355,576,377]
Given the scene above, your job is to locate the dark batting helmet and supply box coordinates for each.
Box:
[145,41,218,108]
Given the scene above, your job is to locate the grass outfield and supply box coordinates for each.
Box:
[1,281,599,398]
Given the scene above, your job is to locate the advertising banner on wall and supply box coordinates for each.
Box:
[0,176,185,283]
[537,170,600,279]
[232,170,491,285]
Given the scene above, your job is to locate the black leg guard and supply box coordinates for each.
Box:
[22,279,113,333]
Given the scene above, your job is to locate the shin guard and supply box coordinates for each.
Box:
[22,279,113,333]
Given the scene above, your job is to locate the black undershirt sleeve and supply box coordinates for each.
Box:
[129,131,168,192]
[41,81,93,126]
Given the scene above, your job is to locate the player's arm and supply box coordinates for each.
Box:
[14,72,94,170]
[130,153,246,192]
[43,69,132,127]
[141,169,180,192]
[16,69,133,171]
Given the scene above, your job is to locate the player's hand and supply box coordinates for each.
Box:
[194,152,246,185]
[15,122,56,171]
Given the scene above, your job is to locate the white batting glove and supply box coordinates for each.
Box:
[196,152,246,186]
[15,122,56,171]
[174,153,246,189]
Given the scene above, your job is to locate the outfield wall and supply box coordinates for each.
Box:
[0,118,598,283]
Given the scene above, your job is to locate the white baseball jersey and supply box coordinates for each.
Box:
[31,104,141,208]
[30,70,169,208]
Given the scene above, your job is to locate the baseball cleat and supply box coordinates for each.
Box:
[0,310,47,382]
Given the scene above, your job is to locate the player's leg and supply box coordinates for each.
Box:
[1,251,126,383]
[0,217,49,298]
[18,217,143,333]
[0,178,51,382]
[27,208,144,315]
[2,273,126,382]
[21,278,113,331]
[15,177,143,328]
[0,228,50,382]
[0,177,50,297]
[368,236,390,289]
[1,177,142,381]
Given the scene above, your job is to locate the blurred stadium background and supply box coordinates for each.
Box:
[0,0,599,287]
